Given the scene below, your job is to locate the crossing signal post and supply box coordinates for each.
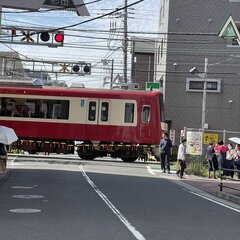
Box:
[3,27,64,47]
[0,56,91,76]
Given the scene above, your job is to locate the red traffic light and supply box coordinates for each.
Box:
[55,32,64,43]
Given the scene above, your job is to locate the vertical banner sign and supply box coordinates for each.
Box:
[186,131,202,155]
[169,130,175,146]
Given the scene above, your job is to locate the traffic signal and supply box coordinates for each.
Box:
[39,31,64,47]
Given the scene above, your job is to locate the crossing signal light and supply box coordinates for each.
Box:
[72,64,80,73]
[40,32,50,42]
[39,31,64,47]
[71,63,91,75]
[83,65,91,73]
[55,32,64,43]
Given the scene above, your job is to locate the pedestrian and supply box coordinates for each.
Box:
[0,143,7,171]
[226,143,235,178]
[234,144,240,179]
[159,132,173,174]
[215,140,228,175]
[206,140,218,179]
[176,138,187,178]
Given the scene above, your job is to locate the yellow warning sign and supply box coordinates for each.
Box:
[204,133,219,145]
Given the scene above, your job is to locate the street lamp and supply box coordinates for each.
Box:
[190,58,208,154]
[189,57,208,130]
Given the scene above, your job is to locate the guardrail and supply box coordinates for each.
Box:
[218,168,240,192]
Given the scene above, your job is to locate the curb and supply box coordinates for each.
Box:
[216,191,240,205]
[182,179,240,206]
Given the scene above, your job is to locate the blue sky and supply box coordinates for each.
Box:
[0,0,160,88]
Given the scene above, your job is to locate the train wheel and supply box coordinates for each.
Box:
[121,149,138,162]
[77,150,96,160]
[77,143,96,160]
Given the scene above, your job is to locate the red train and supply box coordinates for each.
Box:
[0,85,165,161]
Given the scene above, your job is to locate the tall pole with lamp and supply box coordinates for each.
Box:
[190,57,208,154]
[201,57,208,154]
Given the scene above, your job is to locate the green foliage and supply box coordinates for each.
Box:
[185,155,209,177]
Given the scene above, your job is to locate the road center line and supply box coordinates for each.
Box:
[190,191,240,213]
[79,165,146,240]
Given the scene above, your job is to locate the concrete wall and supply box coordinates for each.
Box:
[155,0,240,143]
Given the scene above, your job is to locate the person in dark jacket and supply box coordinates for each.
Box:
[159,133,173,173]
[0,143,7,171]
[207,140,218,179]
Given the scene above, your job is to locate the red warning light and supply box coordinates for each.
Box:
[55,32,64,43]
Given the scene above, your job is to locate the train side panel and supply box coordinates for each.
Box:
[0,87,163,160]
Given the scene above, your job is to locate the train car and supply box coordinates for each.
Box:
[0,85,165,161]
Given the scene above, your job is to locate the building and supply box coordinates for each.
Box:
[0,51,25,79]
[131,38,156,90]
[155,0,240,143]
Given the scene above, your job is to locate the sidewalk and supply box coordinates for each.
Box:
[148,163,240,205]
[181,174,240,205]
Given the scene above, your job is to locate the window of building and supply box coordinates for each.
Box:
[124,103,134,123]
[101,102,109,122]
[142,105,151,123]
[186,78,221,92]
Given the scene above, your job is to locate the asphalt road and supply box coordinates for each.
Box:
[0,155,239,240]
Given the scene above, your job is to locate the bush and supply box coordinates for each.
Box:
[185,155,209,177]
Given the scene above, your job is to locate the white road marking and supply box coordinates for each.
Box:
[9,156,19,166]
[147,166,156,175]
[12,194,44,199]
[79,165,146,240]
[11,186,34,189]
[9,208,42,213]
[190,191,240,213]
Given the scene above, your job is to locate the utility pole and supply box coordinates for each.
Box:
[123,0,128,83]
[110,59,114,89]
[201,57,208,155]
[201,57,208,131]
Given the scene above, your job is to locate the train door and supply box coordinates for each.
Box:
[97,100,110,140]
[86,99,99,138]
[86,99,111,140]
[140,99,152,141]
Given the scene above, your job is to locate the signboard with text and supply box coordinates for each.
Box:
[0,0,44,10]
[203,133,219,145]
[186,131,202,155]
[0,0,89,16]
[146,82,160,91]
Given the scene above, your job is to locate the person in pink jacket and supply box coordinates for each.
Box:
[215,140,228,175]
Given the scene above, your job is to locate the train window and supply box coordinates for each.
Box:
[124,103,134,123]
[101,102,109,122]
[88,101,96,121]
[0,97,69,119]
[142,105,151,123]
